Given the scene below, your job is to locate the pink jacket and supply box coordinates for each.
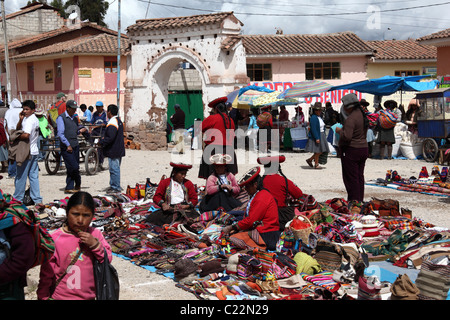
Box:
[206,172,240,196]
[37,227,112,300]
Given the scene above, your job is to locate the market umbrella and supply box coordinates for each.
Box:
[328,75,440,96]
[252,91,299,107]
[227,85,274,109]
[277,80,333,99]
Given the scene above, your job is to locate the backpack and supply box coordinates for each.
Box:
[378,109,398,129]
[257,112,272,128]
[0,192,55,268]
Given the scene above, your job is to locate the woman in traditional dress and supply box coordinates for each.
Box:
[199,154,241,213]
[147,162,198,226]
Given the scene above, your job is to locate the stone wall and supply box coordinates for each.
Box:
[0,8,64,44]
[168,68,202,91]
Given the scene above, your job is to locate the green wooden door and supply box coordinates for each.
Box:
[167,91,204,129]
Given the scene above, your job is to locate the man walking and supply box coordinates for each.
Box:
[4,98,22,178]
[56,100,87,194]
[100,104,125,193]
[13,100,43,205]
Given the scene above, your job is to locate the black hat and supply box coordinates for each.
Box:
[66,100,78,109]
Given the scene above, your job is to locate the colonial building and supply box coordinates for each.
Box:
[418,28,450,86]
[242,32,374,107]
[365,39,437,107]
[0,3,128,112]
[124,12,249,150]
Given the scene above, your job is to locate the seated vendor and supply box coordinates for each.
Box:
[199,154,242,213]
[258,155,303,230]
[146,162,199,226]
[221,167,280,251]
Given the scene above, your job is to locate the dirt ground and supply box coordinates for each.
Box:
[2,146,448,300]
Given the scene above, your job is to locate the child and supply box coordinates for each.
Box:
[37,191,112,300]
[199,154,241,213]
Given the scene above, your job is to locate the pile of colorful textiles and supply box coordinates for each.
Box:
[11,177,450,300]
[368,165,450,197]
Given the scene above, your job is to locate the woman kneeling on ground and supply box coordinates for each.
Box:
[221,167,280,251]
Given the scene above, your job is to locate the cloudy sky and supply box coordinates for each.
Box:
[5,0,450,40]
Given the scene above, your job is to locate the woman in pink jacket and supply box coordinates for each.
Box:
[199,154,242,212]
[37,191,112,300]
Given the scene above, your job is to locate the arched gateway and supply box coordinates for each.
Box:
[124,12,249,150]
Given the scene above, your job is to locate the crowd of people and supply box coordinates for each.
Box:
[0,92,125,203]
[0,91,435,301]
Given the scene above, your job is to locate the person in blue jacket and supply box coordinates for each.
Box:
[100,104,125,193]
[305,102,330,169]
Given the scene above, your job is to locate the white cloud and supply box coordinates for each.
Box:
[5,0,450,40]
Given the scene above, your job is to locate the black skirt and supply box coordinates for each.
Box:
[199,190,242,213]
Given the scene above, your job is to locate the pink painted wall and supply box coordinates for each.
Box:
[437,46,450,76]
[13,55,126,110]
[247,56,367,85]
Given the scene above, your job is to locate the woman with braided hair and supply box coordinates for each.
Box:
[258,155,303,230]
[198,97,237,179]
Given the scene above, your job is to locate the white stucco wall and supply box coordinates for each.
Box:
[125,17,248,130]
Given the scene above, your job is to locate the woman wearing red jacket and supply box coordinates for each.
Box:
[198,97,237,179]
[258,155,303,230]
[222,167,280,251]
[147,162,198,226]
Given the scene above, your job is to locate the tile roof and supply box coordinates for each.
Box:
[220,36,241,50]
[417,28,450,41]
[367,40,436,60]
[127,11,243,33]
[0,3,59,21]
[242,32,374,56]
[11,33,129,60]
[0,22,126,55]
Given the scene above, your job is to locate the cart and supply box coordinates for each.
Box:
[416,87,450,162]
[41,124,107,175]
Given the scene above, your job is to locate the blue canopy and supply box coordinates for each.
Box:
[328,75,440,96]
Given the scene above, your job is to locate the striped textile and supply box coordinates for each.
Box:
[0,191,55,267]
[416,260,450,300]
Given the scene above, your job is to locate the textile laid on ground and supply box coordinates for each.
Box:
[9,176,450,301]
[367,165,450,197]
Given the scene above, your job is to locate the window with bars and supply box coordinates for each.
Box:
[305,62,341,80]
[394,70,419,77]
[247,64,272,81]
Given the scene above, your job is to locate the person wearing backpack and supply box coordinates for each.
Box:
[376,100,399,160]
[0,188,36,300]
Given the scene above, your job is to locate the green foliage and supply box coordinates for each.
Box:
[64,0,110,27]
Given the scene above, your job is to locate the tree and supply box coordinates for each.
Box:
[64,0,109,27]
[49,0,66,19]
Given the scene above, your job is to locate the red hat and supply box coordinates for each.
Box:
[208,97,227,108]
[238,167,261,187]
[257,155,286,166]
[260,105,271,111]
[170,162,192,170]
